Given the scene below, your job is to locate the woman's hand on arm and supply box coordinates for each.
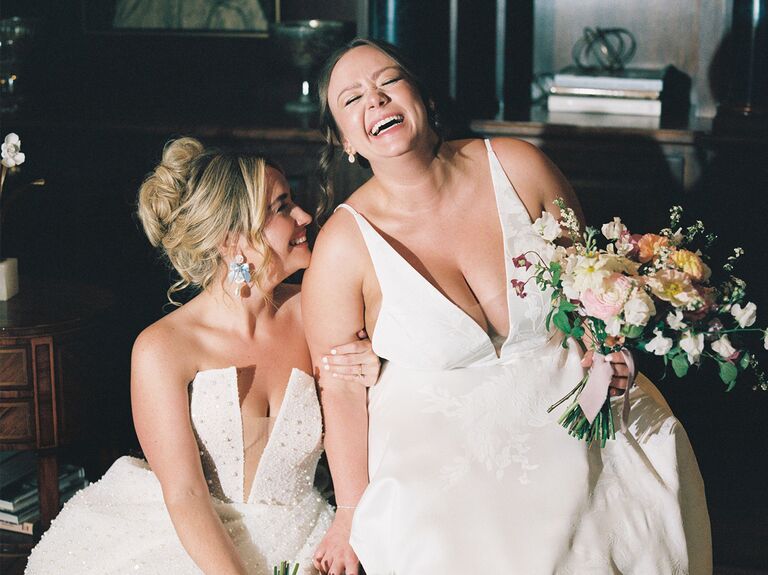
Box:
[131,328,247,575]
[321,329,382,387]
[302,214,371,575]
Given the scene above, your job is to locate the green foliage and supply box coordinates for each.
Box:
[553,310,572,334]
[739,352,751,370]
[671,354,689,378]
[621,324,644,339]
[719,361,738,390]
[549,261,562,286]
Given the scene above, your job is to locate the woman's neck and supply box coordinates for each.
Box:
[369,138,456,214]
[201,275,282,338]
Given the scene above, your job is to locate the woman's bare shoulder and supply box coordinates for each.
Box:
[132,304,199,382]
[313,198,369,256]
[486,137,547,167]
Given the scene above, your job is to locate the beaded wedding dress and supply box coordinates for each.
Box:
[25,368,333,575]
[340,140,712,575]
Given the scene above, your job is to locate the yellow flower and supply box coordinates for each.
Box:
[670,249,706,280]
[637,234,669,263]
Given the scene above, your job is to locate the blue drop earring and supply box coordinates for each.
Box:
[228,254,252,296]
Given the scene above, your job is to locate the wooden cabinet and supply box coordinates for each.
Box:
[0,279,113,530]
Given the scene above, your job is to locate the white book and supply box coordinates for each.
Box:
[547,95,662,117]
[549,85,661,100]
[553,67,666,92]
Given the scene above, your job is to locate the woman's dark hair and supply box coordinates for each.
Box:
[315,38,443,219]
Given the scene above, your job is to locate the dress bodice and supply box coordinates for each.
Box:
[337,139,554,371]
[189,367,323,506]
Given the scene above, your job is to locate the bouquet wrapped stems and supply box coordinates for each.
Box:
[273,561,300,575]
[549,373,616,447]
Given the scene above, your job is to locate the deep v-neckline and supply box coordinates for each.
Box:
[341,143,515,359]
[242,367,311,502]
[217,366,306,503]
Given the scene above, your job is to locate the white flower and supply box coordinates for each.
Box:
[730,302,757,328]
[561,276,581,300]
[711,335,737,359]
[601,217,627,240]
[764,330,768,351]
[1,133,25,168]
[623,290,656,326]
[532,211,561,242]
[680,331,705,364]
[666,310,687,330]
[646,328,673,356]
[605,316,624,337]
[570,254,610,294]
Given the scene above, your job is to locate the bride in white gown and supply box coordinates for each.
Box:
[25,138,381,575]
[302,39,712,574]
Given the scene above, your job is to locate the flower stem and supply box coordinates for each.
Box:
[547,373,588,413]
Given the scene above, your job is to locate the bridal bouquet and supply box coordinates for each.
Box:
[512,200,767,446]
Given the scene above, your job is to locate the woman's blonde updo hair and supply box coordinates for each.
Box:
[137,137,277,304]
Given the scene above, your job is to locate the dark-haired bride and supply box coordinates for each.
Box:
[303,39,712,575]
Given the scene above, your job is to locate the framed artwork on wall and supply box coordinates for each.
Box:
[82,0,281,37]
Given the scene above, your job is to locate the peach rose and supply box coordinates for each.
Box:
[637,233,669,263]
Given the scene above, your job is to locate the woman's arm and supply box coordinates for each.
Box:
[131,327,247,575]
[488,137,586,228]
[301,214,371,575]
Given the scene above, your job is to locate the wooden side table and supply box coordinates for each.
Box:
[0,278,113,531]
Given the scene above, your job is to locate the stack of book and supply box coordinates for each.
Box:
[547,66,689,117]
[0,452,88,535]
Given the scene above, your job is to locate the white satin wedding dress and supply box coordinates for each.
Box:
[25,368,333,575]
[339,140,712,575]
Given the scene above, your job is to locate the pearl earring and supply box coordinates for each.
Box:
[347,151,356,164]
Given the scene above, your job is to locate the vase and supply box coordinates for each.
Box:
[0,257,19,300]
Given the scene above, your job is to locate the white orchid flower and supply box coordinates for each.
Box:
[680,331,704,365]
[711,335,737,360]
[1,133,25,168]
[666,310,687,331]
[646,328,673,356]
[532,211,561,242]
[730,302,757,328]
[601,217,627,240]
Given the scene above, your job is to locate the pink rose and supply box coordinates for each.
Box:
[580,273,633,321]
